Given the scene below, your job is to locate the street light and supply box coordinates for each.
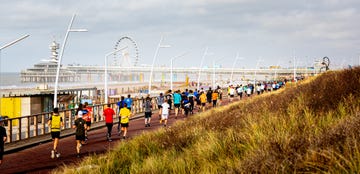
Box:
[197,47,213,90]
[53,14,87,107]
[148,36,170,94]
[104,46,127,104]
[170,52,188,91]
[230,53,243,84]
[0,34,30,115]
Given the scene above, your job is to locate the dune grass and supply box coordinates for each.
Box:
[54,67,360,174]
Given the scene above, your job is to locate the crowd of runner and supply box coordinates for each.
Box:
[45,80,288,159]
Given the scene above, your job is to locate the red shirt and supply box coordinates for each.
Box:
[103,107,115,123]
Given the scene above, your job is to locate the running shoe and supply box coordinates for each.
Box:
[51,150,55,159]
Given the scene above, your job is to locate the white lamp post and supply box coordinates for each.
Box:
[230,53,243,84]
[0,34,30,114]
[53,14,87,107]
[148,36,170,94]
[170,52,188,91]
[104,47,127,104]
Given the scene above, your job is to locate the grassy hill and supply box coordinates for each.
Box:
[55,67,360,174]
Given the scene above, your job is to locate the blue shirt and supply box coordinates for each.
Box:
[125,98,133,108]
[173,93,182,104]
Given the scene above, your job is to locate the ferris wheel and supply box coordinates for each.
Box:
[113,36,139,67]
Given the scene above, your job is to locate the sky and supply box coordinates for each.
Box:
[0,0,360,73]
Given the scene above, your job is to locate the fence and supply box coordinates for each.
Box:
[3,96,160,144]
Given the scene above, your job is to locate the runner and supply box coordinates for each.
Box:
[229,85,235,102]
[73,110,87,158]
[206,87,213,104]
[103,104,115,141]
[237,84,244,100]
[143,95,153,127]
[212,89,219,107]
[0,116,7,165]
[199,91,207,112]
[187,90,195,114]
[173,90,182,119]
[116,96,125,135]
[82,102,92,141]
[47,108,64,159]
[160,100,170,127]
[124,94,133,111]
[156,93,164,120]
[119,103,132,139]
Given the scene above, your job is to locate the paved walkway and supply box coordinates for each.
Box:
[0,98,234,174]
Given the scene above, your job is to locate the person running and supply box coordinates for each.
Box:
[82,102,92,140]
[0,116,7,165]
[212,89,219,107]
[160,101,170,127]
[182,96,191,116]
[187,90,195,114]
[156,93,164,120]
[166,89,173,110]
[73,110,87,158]
[246,84,252,97]
[124,94,133,111]
[119,103,132,139]
[116,96,125,135]
[217,86,223,106]
[199,91,207,112]
[237,84,244,100]
[143,95,152,127]
[48,108,64,159]
[229,85,235,102]
[103,104,115,142]
[173,90,182,119]
[206,87,213,104]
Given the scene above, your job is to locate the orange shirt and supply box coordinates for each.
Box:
[212,92,218,101]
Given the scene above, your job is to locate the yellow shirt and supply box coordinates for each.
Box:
[120,107,131,124]
[199,93,207,103]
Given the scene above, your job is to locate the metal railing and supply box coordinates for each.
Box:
[3,96,160,144]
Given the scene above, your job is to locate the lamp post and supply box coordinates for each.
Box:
[170,52,188,91]
[53,14,87,107]
[0,34,30,115]
[230,53,243,84]
[148,36,170,94]
[104,47,127,104]
[197,47,213,90]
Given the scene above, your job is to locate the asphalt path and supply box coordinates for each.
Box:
[0,96,237,174]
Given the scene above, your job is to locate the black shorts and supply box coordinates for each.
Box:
[174,104,180,108]
[201,103,206,106]
[51,131,61,139]
[86,121,91,127]
[145,112,152,118]
[76,135,86,141]
[0,146,4,160]
[121,123,129,127]
[158,105,162,109]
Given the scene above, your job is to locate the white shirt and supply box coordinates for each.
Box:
[161,102,170,115]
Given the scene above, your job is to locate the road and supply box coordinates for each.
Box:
[0,97,235,174]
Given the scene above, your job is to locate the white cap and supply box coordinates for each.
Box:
[78,111,83,118]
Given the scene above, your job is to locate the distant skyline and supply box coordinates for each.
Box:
[1,0,359,73]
